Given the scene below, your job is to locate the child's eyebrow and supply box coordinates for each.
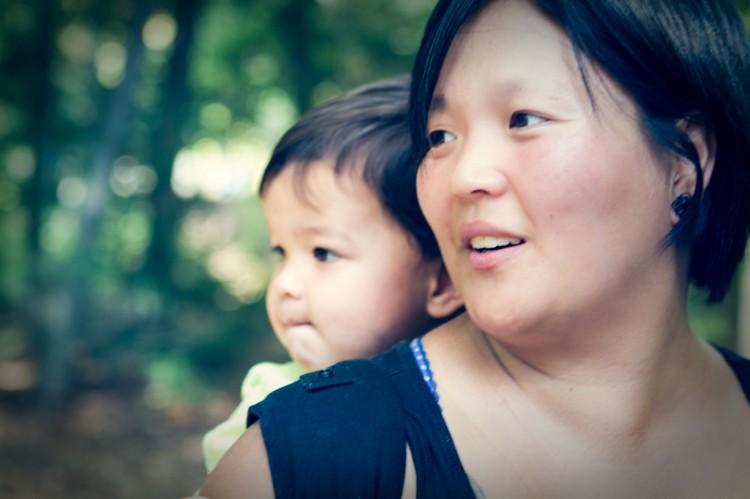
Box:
[295,224,353,242]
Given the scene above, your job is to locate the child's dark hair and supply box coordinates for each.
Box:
[410,0,750,303]
[259,75,440,259]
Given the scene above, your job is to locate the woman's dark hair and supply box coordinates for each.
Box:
[410,0,750,302]
[260,75,440,258]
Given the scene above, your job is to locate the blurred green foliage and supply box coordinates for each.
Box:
[0,0,436,409]
[0,0,747,413]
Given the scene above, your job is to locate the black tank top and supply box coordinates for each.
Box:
[248,342,750,498]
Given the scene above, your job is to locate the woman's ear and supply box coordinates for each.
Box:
[672,120,716,195]
[425,262,464,319]
[670,120,716,223]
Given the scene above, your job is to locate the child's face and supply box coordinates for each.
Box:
[262,160,441,371]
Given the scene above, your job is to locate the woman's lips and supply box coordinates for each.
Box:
[469,236,524,251]
[467,241,524,269]
[459,223,526,270]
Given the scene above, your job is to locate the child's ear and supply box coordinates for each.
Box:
[425,262,463,319]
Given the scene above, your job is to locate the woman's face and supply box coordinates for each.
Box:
[417,0,678,343]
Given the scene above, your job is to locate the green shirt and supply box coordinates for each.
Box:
[202,360,307,473]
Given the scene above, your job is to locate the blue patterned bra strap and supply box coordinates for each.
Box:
[409,337,441,409]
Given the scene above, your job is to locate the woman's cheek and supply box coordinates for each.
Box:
[416,163,442,222]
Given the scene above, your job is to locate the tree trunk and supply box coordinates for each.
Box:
[39,0,152,407]
[145,0,203,293]
[25,0,62,408]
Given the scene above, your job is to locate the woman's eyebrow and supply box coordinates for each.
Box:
[430,79,530,116]
[429,94,446,115]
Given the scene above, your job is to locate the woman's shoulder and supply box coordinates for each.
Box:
[714,345,750,402]
[250,341,416,422]
[246,343,415,498]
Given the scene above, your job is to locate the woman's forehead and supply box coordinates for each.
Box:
[436,2,575,91]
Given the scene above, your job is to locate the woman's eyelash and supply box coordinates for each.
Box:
[427,112,545,147]
[509,112,546,128]
[427,130,456,147]
[426,112,545,149]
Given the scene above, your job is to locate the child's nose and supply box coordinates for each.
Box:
[270,261,305,299]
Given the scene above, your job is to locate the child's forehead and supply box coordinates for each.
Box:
[261,157,428,258]
[261,159,414,238]
[281,157,376,205]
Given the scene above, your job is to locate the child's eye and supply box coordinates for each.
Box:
[427,129,456,148]
[313,247,338,263]
[270,245,285,260]
[509,112,547,129]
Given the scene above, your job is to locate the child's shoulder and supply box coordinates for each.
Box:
[240,360,306,398]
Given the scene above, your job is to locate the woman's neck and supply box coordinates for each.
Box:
[478,271,693,380]
[424,291,749,498]
[433,301,711,443]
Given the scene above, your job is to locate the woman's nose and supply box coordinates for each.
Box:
[451,133,509,199]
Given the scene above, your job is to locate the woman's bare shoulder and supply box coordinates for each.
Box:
[199,423,274,499]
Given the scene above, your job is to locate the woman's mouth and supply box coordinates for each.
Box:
[469,236,525,252]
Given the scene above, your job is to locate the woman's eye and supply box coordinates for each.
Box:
[313,247,338,263]
[509,112,546,129]
[427,129,456,148]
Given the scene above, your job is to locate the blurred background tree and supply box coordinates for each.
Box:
[0,0,748,497]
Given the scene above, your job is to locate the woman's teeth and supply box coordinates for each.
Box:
[470,236,523,251]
